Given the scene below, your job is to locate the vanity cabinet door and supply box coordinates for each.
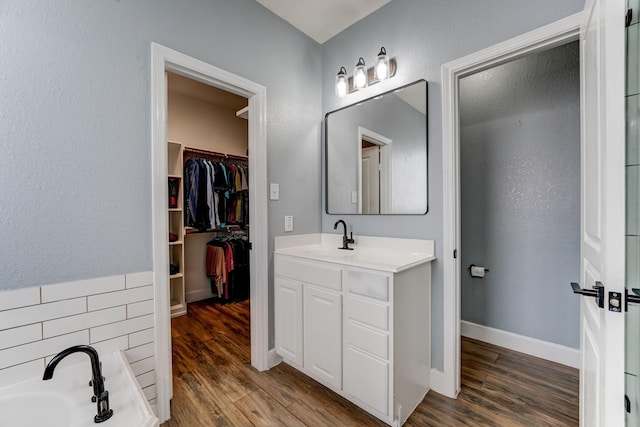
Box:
[275,277,303,367]
[303,285,342,389]
[343,344,389,416]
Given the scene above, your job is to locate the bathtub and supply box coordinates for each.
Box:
[0,351,158,427]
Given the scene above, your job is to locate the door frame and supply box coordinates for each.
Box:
[438,13,582,397]
[150,43,269,422]
[357,126,392,214]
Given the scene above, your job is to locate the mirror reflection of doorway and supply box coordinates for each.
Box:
[361,142,380,214]
[358,126,392,214]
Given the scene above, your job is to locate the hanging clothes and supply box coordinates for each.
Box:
[205,235,250,301]
[184,155,249,231]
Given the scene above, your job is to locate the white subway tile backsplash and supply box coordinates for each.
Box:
[0,298,86,331]
[128,300,154,318]
[0,287,40,312]
[0,331,88,370]
[0,324,42,351]
[91,314,154,343]
[142,384,157,401]
[125,342,154,364]
[88,286,154,311]
[41,276,125,303]
[129,328,154,348]
[136,370,156,389]
[129,356,155,377]
[126,271,154,289]
[0,359,44,387]
[43,306,126,338]
[0,271,155,395]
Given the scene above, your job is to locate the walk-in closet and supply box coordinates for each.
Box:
[165,71,251,355]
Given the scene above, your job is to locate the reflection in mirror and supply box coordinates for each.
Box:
[325,80,428,214]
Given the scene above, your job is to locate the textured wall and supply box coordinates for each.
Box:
[321,0,585,369]
[0,0,322,294]
[459,42,581,349]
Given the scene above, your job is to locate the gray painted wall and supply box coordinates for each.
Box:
[326,92,427,214]
[459,42,580,349]
[321,0,585,369]
[0,0,322,353]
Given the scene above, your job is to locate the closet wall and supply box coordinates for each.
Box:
[167,73,248,304]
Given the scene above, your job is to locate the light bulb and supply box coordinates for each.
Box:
[375,47,390,81]
[353,57,367,90]
[335,67,347,97]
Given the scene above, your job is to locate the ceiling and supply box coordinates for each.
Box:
[256,0,393,44]
[167,72,248,110]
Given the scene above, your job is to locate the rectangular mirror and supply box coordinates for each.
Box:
[325,80,428,214]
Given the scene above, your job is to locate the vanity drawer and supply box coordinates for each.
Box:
[345,295,389,331]
[276,256,342,291]
[345,320,389,360]
[347,269,389,301]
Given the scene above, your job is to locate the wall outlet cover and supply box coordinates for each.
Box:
[284,215,293,232]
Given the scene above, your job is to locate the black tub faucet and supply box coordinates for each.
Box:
[43,345,114,423]
[334,220,354,250]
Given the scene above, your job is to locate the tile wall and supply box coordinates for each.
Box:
[0,272,156,408]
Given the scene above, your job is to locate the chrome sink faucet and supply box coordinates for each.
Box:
[43,345,114,423]
[334,220,354,250]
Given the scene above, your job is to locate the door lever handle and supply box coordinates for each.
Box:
[571,282,604,308]
[625,288,640,311]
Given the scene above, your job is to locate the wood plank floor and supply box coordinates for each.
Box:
[162,299,579,426]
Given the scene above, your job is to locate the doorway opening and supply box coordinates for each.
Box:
[358,127,392,214]
[439,14,582,398]
[151,43,269,423]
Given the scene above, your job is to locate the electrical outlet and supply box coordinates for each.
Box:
[284,215,294,232]
[270,183,280,200]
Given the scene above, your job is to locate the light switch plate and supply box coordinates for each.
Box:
[351,191,358,204]
[270,183,280,200]
[284,215,294,232]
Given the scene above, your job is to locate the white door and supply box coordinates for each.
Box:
[362,146,380,214]
[579,0,626,425]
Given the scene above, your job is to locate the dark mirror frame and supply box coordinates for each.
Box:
[324,79,429,215]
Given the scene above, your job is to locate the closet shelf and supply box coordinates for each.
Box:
[169,241,183,246]
[170,273,183,279]
[168,174,181,179]
[185,226,248,235]
[169,208,182,212]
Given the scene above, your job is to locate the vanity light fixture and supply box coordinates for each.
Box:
[334,47,397,97]
[353,57,368,90]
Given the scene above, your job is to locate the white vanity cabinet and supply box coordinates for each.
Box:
[274,251,431,426]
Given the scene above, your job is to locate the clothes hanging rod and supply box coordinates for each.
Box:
[183,146,248,161]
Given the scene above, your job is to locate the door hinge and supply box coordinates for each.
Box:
[248,242,253,250]
[626,394,631,413]
[627,8,633,27]
[453,249,457,259]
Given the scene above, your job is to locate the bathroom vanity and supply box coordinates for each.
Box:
[274,234,435,426]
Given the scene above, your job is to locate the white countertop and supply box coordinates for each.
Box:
[274,233,435,273]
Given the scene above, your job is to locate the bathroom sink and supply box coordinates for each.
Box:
[0,392,74,427]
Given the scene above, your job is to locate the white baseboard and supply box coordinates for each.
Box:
[185,288,215,303]
[461,321,580,368]
[268,348,282,369]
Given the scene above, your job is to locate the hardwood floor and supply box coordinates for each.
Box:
[162,299,579,426]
